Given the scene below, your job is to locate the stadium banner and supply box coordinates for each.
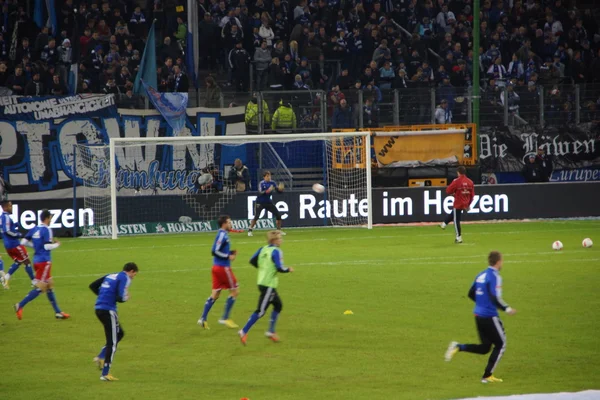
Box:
[372,124,477,167]
[479,124,600,175]
[7,183,599,235]
[482,166,600,185]
[81,218,276,237]
[0,95,246,200]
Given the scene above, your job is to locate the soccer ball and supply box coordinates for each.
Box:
[312,183,325,194]
[582,238,593,248]
[552,241,563,251]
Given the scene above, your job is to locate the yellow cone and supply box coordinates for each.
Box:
[343,310,354,315]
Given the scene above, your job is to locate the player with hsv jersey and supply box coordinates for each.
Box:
[89,262,139,381]
[248,171,285,237]
[14,209,70,320]
[440,166,475,243]
[0,201,36,289]
[198,215,240,330]
[445,251,517,383]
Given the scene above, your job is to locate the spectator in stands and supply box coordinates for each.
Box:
[435,99,452,124]
[0,62,8,87]
[363,97,377,128]
[6,65,26,95]
[205,76,223,108]
[259,19,275,47]
[268,57,284,90]
[41,38,59,66]
[332,99,353,129]
[328,83,345,111]
[228,159,250,192]
[16,38,33,64]
[535,146,553,182]
[118,89,141,109]
[170,65,189,93]
[230,40,250,92]
[25,70,46,96]
[174,17,187,48]
[129,6,147,38]
[539,58,561,85]
[57,39,73,84]
[49,74,68,96]
[254,40,271,90]
[34,26,50,58]
[500,83,520,115]
[103,77,120,96]
[522,154,545,183]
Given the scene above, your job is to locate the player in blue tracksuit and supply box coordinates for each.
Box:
[14,209,69,320]
[444,251,518,383]
[89,262,139,381]
[0,201,35,289]
[247,171,285,236]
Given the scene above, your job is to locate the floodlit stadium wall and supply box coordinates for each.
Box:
[6,182,600,236]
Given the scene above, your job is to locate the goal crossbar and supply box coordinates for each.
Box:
[109,131,371,145]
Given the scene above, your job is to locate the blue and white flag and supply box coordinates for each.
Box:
[142,80,188,135]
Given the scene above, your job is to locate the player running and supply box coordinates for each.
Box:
[440,166,474,243]
[14,209,70,320]
[198,215,240,329]
[247,171,285,237]
[89,262,139,381]
[445,251,517,383]
[238,231,293,345]
[0,201,36,289]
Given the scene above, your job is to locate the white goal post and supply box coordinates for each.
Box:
[95,132,374,239]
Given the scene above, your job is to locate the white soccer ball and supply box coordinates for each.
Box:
[312,183,325,194]
[552,240,563,251]
[582,238,593,248]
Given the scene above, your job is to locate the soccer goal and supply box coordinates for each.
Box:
[74,132,373,239]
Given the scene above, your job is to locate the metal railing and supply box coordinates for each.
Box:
[123,82,600,129]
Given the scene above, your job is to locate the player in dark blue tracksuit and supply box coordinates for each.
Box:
[89,262,139,381]
[247,170,285,236]
[444,251,518,383]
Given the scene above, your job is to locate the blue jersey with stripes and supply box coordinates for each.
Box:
[26,224,54,263]
[95,271,131,311]
[212,229,231,267]
[1,212,22,249]
[256,180,277,204]
[472,267,504,318]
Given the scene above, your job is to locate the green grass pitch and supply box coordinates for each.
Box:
[1,220,599,400]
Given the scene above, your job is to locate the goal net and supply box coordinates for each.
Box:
[74,132,372,238]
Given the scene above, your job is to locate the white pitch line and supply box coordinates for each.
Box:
[40,226,600,254]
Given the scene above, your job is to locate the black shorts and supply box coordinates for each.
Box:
[254,202,281,220]
[255,285,282,316]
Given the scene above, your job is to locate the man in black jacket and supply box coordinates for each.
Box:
[535,146,553,182]
[522,155,544,182]
[170,65,189,92]
[230,40,250,92]
[5,65,26,95]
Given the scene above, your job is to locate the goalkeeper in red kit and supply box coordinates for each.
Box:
[440,166,474,243]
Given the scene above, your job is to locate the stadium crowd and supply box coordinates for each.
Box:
[0,0,599,124]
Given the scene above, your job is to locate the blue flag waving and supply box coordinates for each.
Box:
[133,20,157,95]
[142,80,188,135]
